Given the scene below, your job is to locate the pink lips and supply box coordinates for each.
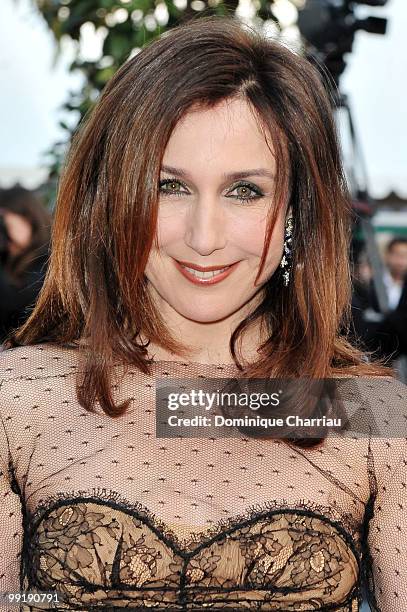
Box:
[173,259,239,286]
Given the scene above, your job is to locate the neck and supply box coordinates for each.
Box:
[145,291,267,365]
[389,270,404,284]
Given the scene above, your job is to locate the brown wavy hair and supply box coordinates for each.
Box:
[5,16,392,431]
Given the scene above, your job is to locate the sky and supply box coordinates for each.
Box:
[0,0,406,198]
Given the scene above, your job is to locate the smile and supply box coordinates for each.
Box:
[173,259,239,285]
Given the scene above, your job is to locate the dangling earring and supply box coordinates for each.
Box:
[280,216,293,286]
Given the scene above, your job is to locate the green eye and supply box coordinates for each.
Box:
[158,178,264,204]
[229,182,263,204]
[159,179,189,195]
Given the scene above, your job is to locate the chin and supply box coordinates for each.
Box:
[174,304,237,324]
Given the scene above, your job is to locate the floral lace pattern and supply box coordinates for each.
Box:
[26,493,361,610]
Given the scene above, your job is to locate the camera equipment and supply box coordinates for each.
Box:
[298,0,388,88]
[337,94,390,313]
[297,0,390,314]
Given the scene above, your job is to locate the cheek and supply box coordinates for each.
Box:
[156,213,184,247]
[144,214,183,279]
[242,216,286,282]
[229,213,268,255]
[234,215,284,261]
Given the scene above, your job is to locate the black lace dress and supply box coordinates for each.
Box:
[0,344,406,611]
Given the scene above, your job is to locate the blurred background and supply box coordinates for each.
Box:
[0,0,406,392]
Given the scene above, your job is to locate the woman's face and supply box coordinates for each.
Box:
[145,97,289,325]
[0,208,32,257]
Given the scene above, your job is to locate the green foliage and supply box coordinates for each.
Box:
[33,0,280,195]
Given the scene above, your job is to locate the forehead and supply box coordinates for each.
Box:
[389,243,407,253]
[163,97,276,172]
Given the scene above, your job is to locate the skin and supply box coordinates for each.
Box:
[144,97,290,364]
[0,208,32,257]
[385,242,407,283]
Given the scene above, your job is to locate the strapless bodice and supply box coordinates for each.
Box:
[25,491,361,611]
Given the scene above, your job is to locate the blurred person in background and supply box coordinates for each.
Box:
[0,186,51,346]
[351,237,407,365]
[382,237,407,309]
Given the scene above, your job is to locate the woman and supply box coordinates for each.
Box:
[0,186,51,344]
[0,16,406,612]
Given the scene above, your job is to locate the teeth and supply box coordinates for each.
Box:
[182,265,230,279]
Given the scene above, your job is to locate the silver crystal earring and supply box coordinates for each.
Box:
[280,216,293,286]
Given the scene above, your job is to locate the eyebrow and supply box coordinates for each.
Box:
[160,165,275,181]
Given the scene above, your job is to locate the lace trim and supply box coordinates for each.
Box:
[28,487,362,557]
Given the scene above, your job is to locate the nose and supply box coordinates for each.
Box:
[184,196,227,255]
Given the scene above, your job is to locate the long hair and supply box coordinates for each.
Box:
[5,16,392,432]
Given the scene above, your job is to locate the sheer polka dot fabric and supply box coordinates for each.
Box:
[0,344,406,611]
